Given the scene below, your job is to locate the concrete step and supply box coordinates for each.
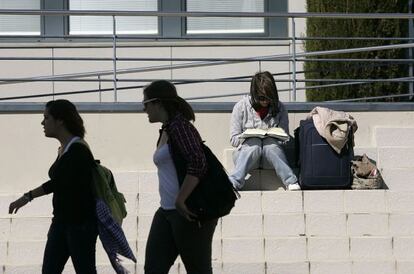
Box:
[6,260,414,274]
[2,235,414,274]
[376,127,414,148]
[4,189,414,218]
[4,170,414,273]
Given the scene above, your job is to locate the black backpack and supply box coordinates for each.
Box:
[294,119,354,190]
[172,143,239,220]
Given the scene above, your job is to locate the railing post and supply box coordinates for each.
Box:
[291,17,297,102]
[409,0,414,100]
[112,15,118,102]
[98,75,102,102]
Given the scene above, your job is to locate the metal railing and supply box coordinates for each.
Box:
[0,9,413,103]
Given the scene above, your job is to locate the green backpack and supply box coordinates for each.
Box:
[92,160,127,225]
[76,141,127,225]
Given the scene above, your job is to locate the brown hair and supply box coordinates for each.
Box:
[45,99,85,138]
[143,80,195,121]
[250,71,280,115]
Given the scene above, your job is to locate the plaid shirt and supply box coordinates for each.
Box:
[96,199,136,274]
[165,114,207,178]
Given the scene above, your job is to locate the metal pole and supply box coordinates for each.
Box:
[112,15,118,102]
[291,18,297,102]
[98,75,102,102]
[409,0,413,100]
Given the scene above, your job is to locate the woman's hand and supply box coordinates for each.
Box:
[175,174,200,222]
[175,197,198,222]
[8,196,29,214]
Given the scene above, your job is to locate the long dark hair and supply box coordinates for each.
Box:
[144,80,195,121]
[45,99,85,138]
[250,71,280,116]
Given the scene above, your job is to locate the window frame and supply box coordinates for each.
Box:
[0,0,287,42]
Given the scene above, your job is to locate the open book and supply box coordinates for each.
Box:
[239,127,289,141]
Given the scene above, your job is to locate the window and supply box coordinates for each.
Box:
[0,0,40,35]
[186,0,264,35]
[0,0,287,39]
[69,0,158,35]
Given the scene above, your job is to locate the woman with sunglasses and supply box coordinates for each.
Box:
[142,80,217,274]
[229,71,300,191]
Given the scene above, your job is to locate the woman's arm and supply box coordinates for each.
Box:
[277,102,290,134]
[8,185,47,214]
[230,101,245,147]
[168,118,207,221]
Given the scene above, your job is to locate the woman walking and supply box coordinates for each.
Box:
[143,80,217,274]
[9,99,98,274]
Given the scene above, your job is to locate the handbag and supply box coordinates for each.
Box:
[172,142,239,220]
[351,154,383,189]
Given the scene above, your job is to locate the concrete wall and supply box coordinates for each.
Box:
[2,110,414,194]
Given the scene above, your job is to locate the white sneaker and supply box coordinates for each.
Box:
[287,183,301,191]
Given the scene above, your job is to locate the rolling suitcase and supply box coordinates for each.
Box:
[295,119,353,189]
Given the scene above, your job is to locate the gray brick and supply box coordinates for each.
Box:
[222,262,265,274]
[387,191,414,213]
[222,214,263,238]
[4,265,42,274]
[382,168,414,191]
[137,214,153,240]
[390,214,414,236]
[0,219,10,242]
[230,192,262,214]
[222,238,264,262]
[267,262,309,274]
[397,261,414,274]
[376,127,414,147]
[138,171,158,193]
[347,213,389,236]
[10,217,50,241]
[308,237,349,260]
[378,148,414,169]
[0,241,6,265]
[263,214,305,237]
[262,191,302,213]
[394,237,414,260]
[306,214,347,236]
[352,261,395,274]
[310,261,352,274]
[7,240,46,265]
[137,193,159,215]
[304,191,344,213]
[0,195,14,218]
[344,190,386,213]
[350,237,393,260]
[113,171,139,194]
[122,214,138,241]
[265,237,307,261]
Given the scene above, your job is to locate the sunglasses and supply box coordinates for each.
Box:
[142,98,158,106]
[257,95,271,101]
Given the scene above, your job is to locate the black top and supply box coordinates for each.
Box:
[42,143,96,224]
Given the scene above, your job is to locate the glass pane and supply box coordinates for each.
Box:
[186,0,264,34]
[0,0,41,35]
[69,0,158,35]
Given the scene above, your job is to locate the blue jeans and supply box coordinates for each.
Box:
[42,220,98,274]
[230,137,297,189]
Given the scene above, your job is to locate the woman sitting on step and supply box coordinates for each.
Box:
[229,71,300,191]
